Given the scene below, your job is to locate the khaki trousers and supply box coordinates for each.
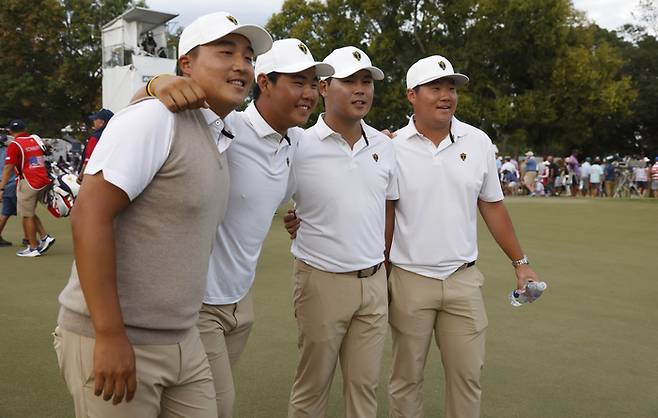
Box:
[288,259,388,418]
[53,326,216,418]
[17,178,45,217]
[523,171,537,190]
[388,265,488,418]
[197,291,254,418]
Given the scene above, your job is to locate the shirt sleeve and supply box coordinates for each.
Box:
[5,142,20,166]
[83,136,99,164]
[479,140,505,202]
[84,100,175,201]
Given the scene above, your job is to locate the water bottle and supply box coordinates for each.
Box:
[509,281,547,307]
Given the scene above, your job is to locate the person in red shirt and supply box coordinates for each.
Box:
[77,108,113,183]
[0,120,55,257]
[651,157,658,198]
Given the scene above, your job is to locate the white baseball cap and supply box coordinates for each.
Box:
[321,46,384,80]
[178,12,273,58]
[406,55,469,89]
[254,38,334,82]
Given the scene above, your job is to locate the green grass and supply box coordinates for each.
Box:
[1,198,657,417]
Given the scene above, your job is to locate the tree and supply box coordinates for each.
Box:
[266,0,637,156]
[0,0,142,138]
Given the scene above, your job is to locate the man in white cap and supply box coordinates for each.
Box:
[54,12,271,418]
[285,46,397,418]
[386,55,540,418]
[137,37,333,418]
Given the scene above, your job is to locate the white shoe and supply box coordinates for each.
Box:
[16,247,41,257]
[38,235,56,254]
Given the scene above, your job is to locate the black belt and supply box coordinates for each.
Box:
[345,262,383,278]
[456,260,476,272]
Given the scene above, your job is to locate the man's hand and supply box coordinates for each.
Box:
[283,208,301,239]
[151,75,208,113]
[93,332,137,405]
[514,264,540,299]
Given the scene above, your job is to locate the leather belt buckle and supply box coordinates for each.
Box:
[357,262,382,278]
[457,260,476,272]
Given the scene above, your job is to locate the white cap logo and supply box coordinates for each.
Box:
[352,50,362,61]
[298,43,309,54]
[226,15,238,25]
[439,60,446,70]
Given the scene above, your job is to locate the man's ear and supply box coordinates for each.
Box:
[319,79,329,98]
[178,55,193,77]
[256,73,270,95]
[406,88,416,106]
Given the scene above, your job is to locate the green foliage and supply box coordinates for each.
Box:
[267,0,647,157]
[0,0,142,138]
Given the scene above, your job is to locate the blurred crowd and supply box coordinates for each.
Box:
[496,149,658,199]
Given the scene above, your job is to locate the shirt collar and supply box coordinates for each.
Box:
[313,113,369,146]
[244,102,290,145]
[406,115,467,143]
[199,108,234,138]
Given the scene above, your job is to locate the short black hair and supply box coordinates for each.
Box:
[253,72,282,101]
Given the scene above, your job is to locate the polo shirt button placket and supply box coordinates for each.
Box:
[433,151,441,166]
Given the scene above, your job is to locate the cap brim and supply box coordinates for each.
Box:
[330,66,385,81]
[270,62,335,78]
[413,73,470,89]
[231,25,273,56]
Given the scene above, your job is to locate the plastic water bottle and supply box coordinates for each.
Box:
[509,281,547,307]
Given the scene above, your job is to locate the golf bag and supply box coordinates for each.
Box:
[43,173,80,218]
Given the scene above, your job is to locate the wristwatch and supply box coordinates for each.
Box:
[511,255,529,267]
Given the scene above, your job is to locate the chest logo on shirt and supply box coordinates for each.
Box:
[286,157,290,167]
[460,152,467,161]
[372,153,379,162]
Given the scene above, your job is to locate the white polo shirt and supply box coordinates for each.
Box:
[390,116,503,279]
[289,114,398,272]
[85,100,232,201]
[204,102,301,305]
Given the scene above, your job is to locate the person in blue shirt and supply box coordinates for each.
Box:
[0,132,18,246]
[522,151,538,194]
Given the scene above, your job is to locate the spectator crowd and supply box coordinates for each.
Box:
[495,148,658,199]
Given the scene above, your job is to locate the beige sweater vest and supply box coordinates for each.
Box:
[58,104,228,344]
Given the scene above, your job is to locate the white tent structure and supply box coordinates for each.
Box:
[101,7,178,113]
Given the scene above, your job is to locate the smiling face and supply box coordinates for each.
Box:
[256,67,319,133]
[408,77,458,131]
[179,33,255,117]
[321,69,374,122]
